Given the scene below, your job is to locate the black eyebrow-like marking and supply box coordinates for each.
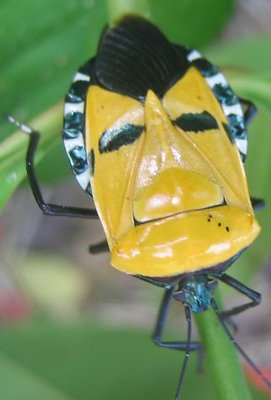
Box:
[174,111,219,132]
[99,123,143,153]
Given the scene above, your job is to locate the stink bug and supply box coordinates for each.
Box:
[5,15,270,399]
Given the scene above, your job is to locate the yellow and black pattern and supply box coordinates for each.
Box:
[63,59,95,196]
[63,16,259,277]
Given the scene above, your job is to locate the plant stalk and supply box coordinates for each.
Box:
[106,0,151,23]
[194,291,251,400]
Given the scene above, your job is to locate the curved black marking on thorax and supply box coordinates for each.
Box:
[94,16,190,101]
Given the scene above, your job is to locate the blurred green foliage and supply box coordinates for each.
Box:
[0,320,268,400]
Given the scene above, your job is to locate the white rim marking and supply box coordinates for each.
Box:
[235,138,247,154]
[73,72,90,82]
[187,50,202,62]
[76,169,90,189]
[206,73,227,87]
[223,103,243,116]
[64,102,84,115]
[64,135,84,151]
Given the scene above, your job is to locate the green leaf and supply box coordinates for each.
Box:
[107,0,151,21]
[209,34,271,73]
[0,0,107,123]
[0,319,268,400]
[0,352,74,400]
[152,0,235,48]
[0,320,209,400]
[107,0,235,47]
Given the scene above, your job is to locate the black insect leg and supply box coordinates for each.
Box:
[153,289,201,400]
[239,97,257,126]
[250,197,266,211]
[5,115,98,219]
[89,240,109,254]
[216,273,261,319]
[152,286,200,351]
[239,99,264,210]
[212,298,271,391]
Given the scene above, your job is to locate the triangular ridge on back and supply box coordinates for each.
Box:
[178,45,248,161]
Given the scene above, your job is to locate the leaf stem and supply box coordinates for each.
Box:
[106,0,151,23]
[194,292,251,400]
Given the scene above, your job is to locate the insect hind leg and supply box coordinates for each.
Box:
[212,297,271,391]
[3,114,98,219]
[89,240,109,254]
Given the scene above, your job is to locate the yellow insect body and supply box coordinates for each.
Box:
[111,206,259,277]
[85,86,144,248]
[85,67,260,277]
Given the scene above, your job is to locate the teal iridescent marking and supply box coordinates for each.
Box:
[227,114,246,139]
[99,123,143,153]
[66,81,89,103]
[193,58,219,78]
[63,112,84,139]
[181,276,213,313]
[212,84,238,106]
[69,146,88,174]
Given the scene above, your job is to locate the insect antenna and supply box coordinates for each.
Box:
[175,305,192,400]
[2,113,34,135]
[211,298,271,390]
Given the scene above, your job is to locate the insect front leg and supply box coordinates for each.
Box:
[239,97,257,126]
[4,115,98,219]
[153,288,202,400]
[152,286,200,352]
[250,197,265,211]
[216,273,261,319]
